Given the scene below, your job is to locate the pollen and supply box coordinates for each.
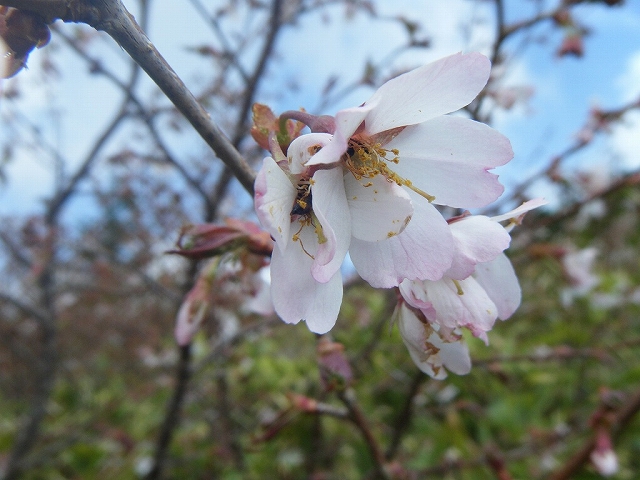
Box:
[291,182,312,216]
[344,139,435,202]
[308,144,323,156]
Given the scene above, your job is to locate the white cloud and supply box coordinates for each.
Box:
[608,50,640,171]
[609,110,640,170]
[616,49,640,103]
[272,0,496,112]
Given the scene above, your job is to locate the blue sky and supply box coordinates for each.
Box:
[1,0,639,218]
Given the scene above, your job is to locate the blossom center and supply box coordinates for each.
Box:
[289,179,326,260]
[344,139,435,202]
[291,182,312,216]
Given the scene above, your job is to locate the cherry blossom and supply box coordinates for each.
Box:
[291,52,513,288]
[398,216,517,343]
[255,52,516,333]
[304,52,512,207]
[397,199,545,373]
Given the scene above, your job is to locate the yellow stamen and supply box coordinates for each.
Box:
[344,141,435,203]
[292,218,315,260]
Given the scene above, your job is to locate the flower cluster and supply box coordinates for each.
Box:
[253,52,544,377]
[395,199,545,377]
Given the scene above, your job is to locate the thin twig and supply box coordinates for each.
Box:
[0,292,51,326]
[337,389,389,480]
[385,370,426,460]
[207,0,284,221]
[549,387,640,480]
[144,344,192,480]
[2,236,57,480]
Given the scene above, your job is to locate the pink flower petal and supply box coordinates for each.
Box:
[287,133,333,174]
[344,173,413,241]
[270,226,342,334]
[473,253,521,320]
[254,157,296,251]
[402,276,498,340]
[404,279,465,326]
[386,116,513,208]
[350,200,453,287]
[310,168,351,283]
[435,332,472,376]
[174,297,206,346]
[455,277,499,337]
[363,52,491,134]
[306,105,374,167]
[447,215,511,279]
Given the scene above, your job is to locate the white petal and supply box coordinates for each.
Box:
[363,52,491,134]
[243,267,274,316]
[345,173,413,241]
[418,279,466,329]
[350,200,453,287]
[591,449,619,477]
[473,253,521,320]
[490,198,548,223]
[447,215,511,279]
[254,157,296,251]
[434,332,472,376]
[455,277,499,337]
[397,304,445,378]
[306,105,374,167]
[397,304,471,378]
[310,168,351,283]
[386,116,513,208]
[287,133,334,174]
[270,226,343,334]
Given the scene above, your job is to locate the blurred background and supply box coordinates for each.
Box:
[1,0,639,478]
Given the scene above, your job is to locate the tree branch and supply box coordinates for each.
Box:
[337,389,389,480]
[85,0,256,194]
[384,370,426,460]
[5,0,256,193]
[549,387,640,480]
[144,344,192,480]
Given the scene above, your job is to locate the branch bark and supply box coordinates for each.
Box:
[144,345,192,480]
